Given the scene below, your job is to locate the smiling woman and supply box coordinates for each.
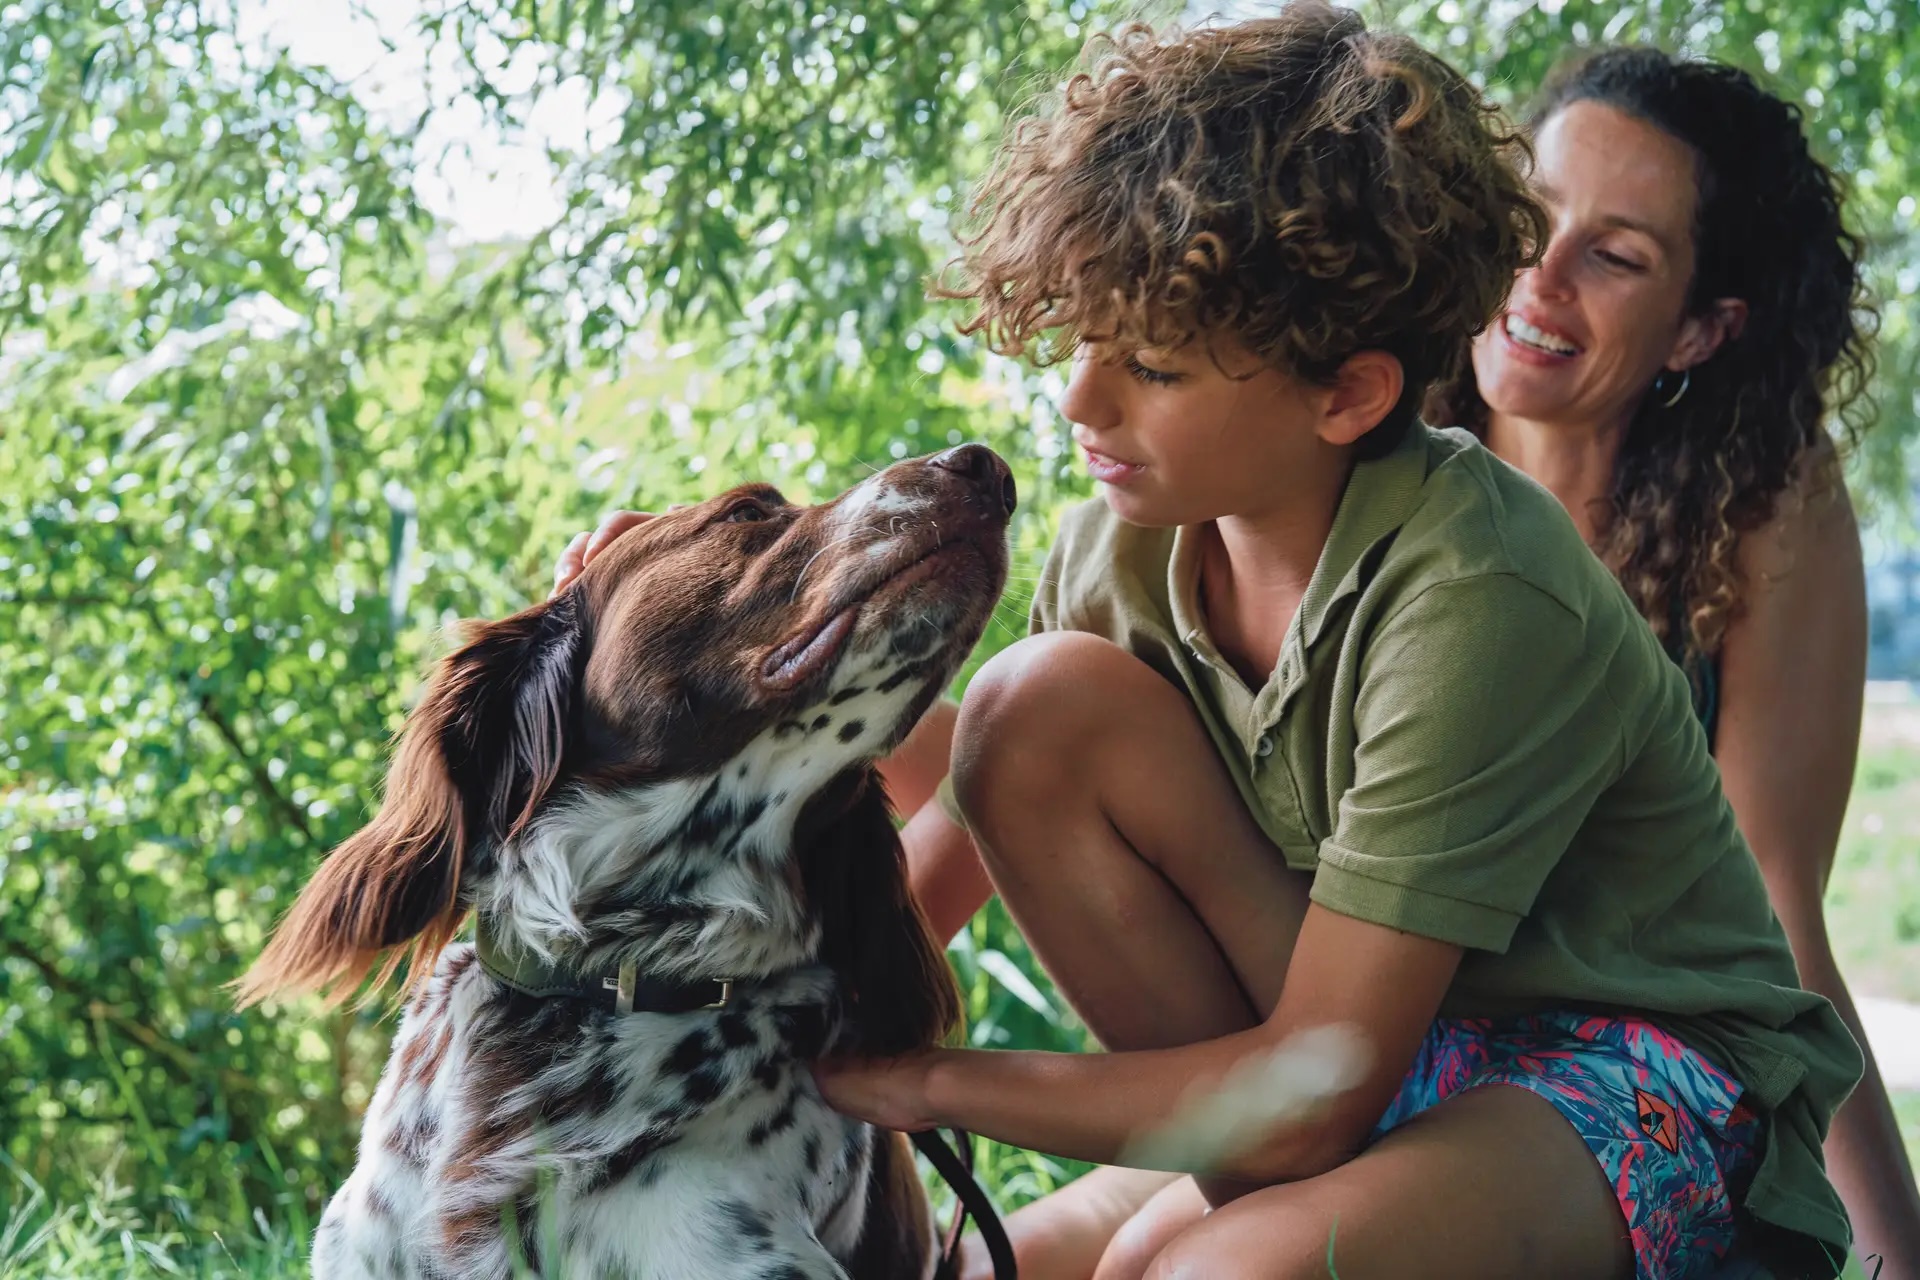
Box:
[1429,46,1920,1271]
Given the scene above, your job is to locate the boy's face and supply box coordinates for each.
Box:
[1060,338,1352,528]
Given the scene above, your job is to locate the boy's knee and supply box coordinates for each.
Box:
[1142,1206,1327,1280]
[950,632,1152,820]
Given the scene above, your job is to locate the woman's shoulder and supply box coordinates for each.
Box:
[1734,435,1859,595]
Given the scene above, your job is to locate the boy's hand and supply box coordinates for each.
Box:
[550,510,657,596]
[811,1051,942,1133]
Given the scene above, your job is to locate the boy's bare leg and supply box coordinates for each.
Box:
[939,632,1315,1275]
[949,632,1630,1280]
[1138,1087,1631,1280]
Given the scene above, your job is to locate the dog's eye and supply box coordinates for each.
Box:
[721,500,770,524]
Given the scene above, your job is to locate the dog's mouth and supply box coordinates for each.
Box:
[760,543,981,692]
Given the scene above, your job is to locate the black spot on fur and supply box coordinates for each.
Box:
[801,1133,822,1174]
[829,686,868,705]
[756,1266,808,1280]
[747,1087,801,1147]
[876,663,922,694]
[717,1012,756,1049]
[552,1057,621,1122]
[684,779,739,846]
[387,1111,437,1167]
[737,762,749,777]
[772,1003,831,1059]
[682,1065,726,1105]
[773,719,806,739]
[736,795,767,830]
[810,713,831,733]
[583,1129,678,1195]
[663,1028,712,1076]
[836,720,864,743]
[717,1198,774,1249]
[753,1058,783,1089]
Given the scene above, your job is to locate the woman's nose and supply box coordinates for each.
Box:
[1528,238,1579,302]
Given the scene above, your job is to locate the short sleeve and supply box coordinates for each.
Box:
[1311,574,1624,952]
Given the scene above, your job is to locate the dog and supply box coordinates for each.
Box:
[237,444,1015,1279]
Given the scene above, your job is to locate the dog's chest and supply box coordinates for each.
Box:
[324,952,887,1279]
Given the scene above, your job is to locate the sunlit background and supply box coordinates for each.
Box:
[1,0,1917,1272]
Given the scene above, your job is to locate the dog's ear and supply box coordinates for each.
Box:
[234,595,580,1008]
[800,771,961,1056]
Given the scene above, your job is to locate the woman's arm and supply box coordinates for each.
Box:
[820,904,1461,1186]
[1715,452,1920,1273]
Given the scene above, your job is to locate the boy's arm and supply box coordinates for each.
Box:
[877,697,958,816]
[877,698,996,943]
[821,904,1460,1183]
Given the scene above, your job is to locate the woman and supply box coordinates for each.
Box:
[1430,46,1920,1274]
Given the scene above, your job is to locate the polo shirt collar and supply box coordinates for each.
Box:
[1296,420,1431,649]
[1166,421,1433,664]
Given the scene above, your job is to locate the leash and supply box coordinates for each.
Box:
[912,1127,1018,1280]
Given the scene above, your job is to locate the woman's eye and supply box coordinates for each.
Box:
[1124,355,1181,386]
[722,502,769,524]
[1596,249,1645,273]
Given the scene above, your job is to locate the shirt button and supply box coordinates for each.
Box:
[1255,734,1274,758]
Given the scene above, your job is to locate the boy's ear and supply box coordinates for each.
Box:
[1316,350,1405,447]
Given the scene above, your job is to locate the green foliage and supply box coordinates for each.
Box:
[1,0,1918,1253]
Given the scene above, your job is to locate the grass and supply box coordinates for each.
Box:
[12,715,1920,1277]
[1829,704,1920,1183]
[0,1154,310,1279]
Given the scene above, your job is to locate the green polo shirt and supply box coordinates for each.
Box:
[945,422,1861,1272]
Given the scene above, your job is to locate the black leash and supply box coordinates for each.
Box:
[911,1127,1018,1280]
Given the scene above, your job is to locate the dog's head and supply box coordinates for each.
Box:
[237,445,1012,1052]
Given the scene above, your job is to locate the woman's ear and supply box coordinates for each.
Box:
[234,595,581,1008]
[1669,296,1749,371]
[800,770,962,1057]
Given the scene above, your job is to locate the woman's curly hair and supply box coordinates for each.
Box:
[1428,47,1877,662]
[941,2,1545,453]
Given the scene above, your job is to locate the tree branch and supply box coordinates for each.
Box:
[0,938,267,1101]
[185,685,317,844]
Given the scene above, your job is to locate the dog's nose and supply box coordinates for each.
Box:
[931,444,1017,517]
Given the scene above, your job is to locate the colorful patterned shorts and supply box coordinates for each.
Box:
[1369,1012,1760,1280]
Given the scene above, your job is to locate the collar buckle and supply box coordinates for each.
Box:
[602,960,639,1016]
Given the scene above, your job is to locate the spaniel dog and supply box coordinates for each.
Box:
[238,445,1015,1279]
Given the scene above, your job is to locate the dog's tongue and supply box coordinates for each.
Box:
[763,607,857,690]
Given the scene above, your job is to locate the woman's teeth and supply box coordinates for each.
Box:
[1505,314,1578,355]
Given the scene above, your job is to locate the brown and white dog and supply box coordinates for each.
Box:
[237,445,1015,1280]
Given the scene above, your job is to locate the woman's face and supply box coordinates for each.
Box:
[1473,100,1726,433]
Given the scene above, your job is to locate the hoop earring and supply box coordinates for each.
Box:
[1655,367,1691,409]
